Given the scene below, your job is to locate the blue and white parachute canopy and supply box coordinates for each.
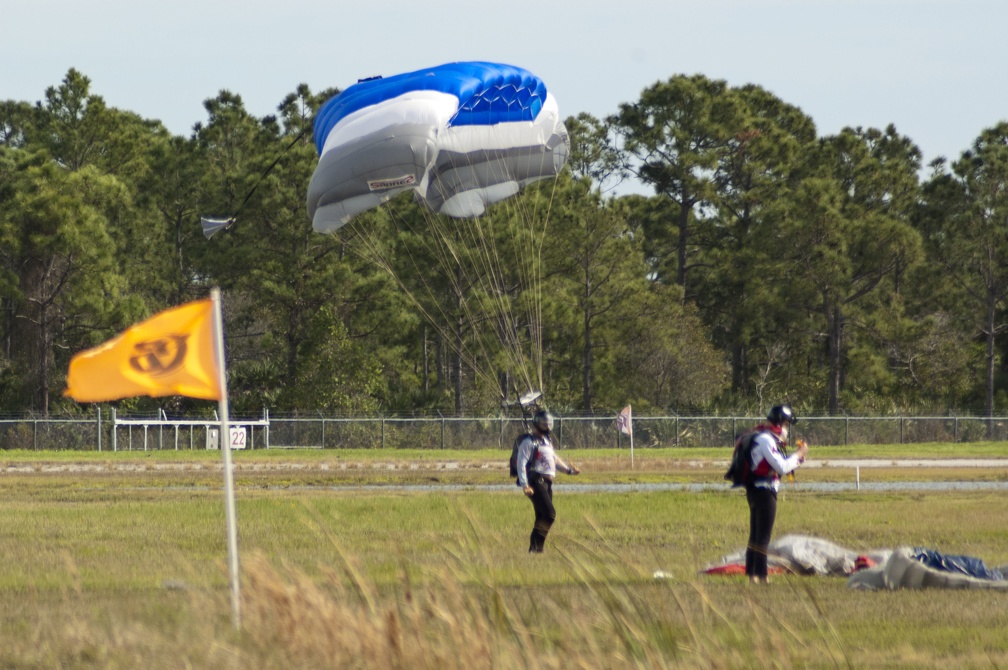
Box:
[307,61,570,233]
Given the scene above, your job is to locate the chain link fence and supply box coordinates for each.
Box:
[0,410,1007,451]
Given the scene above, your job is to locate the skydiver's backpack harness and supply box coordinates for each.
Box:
[725,431,757,487]
[725,426,785,488]
[509,432,542,485]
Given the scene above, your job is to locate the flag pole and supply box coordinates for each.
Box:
[629,405,634,469]
[211,287,241,629]
[618,405,634,470]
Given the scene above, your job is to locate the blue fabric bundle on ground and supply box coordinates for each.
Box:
[911,548,1004,580]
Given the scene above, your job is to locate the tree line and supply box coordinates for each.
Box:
[1,68,1006,419]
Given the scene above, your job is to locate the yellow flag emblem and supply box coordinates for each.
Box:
[64,299,221,402]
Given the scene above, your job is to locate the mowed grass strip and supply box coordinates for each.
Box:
[0,442,1005,486]
[0,448,1005,667]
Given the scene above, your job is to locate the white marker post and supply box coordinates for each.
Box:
[630,415,634,469]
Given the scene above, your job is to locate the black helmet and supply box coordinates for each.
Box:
[767,404,797,426]
[532,410,554,434]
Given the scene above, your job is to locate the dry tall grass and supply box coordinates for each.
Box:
[1,449,1006,668]
[233,550,858,670]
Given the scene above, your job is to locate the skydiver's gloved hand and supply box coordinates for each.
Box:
[796,439,809,463]
[523,485,534,497]
[569,465,580,475]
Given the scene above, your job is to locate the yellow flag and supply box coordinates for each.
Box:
[64,298,221,402]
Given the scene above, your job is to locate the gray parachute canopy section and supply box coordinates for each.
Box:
[849,547,1008,590]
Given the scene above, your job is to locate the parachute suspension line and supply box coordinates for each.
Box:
[468,139,567,402]
[408,174,542,404]
[442,144,546,400]
[423,215,500,393]
[201,126,309,239]
[518,164,563,393]
[499,182,543,396]
[476,149,560,403]
[421,203,524,401]
[342,156,562,412]
[528,169,565,396]
[345,204,507,402]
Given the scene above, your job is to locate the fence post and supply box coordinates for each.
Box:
[33,419,37,451]
[845,416,849,446]
[97,407,102,452]
[111,407,117,452]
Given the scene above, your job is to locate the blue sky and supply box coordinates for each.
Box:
[5,0,1007,176]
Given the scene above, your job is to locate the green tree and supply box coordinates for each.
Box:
[694,84,817,400]
[33,69,163,181]
[0,71,170,413]
[352,215,449,413]
[546,178,638,411]
[785,126,923,414]
[0,153,131,413]
[0,100,36,148]
[605,280,726,413]
[917,122,1008,417]
[610,74,732,294]
[565,112,623,194]
[542,178,726,413]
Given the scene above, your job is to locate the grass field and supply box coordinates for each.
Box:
[0,444,1006,668]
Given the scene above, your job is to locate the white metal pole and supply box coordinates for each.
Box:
[629,405,634,469]
[211,287,241,629]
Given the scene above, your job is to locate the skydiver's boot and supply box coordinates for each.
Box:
[529,528,546,553]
